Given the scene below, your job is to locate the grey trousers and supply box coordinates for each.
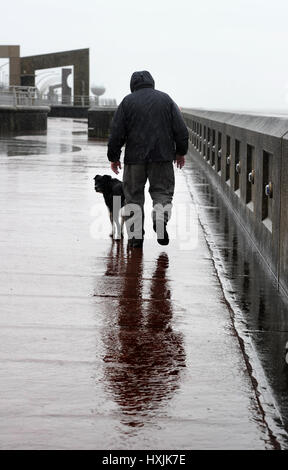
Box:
[123,162,175,238]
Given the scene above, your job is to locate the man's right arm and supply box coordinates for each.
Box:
[107,101,126,164]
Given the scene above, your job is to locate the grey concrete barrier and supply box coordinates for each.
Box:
[182,108,288,298]
[0,105,50,134]
[49,106,89,119]
[88,106,117,139]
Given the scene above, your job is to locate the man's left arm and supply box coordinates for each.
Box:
[171,101,189,168]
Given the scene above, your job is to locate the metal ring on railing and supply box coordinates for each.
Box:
[265,182,273,198]
[236,162,241,174]
[248,170,255,184]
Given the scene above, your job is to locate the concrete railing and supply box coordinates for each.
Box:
[182,108,288,298]
[88,106,117,139]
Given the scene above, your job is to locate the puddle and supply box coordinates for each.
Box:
[0,138,81,156]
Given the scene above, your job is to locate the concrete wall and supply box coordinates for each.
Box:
[49,106,89,119]
[88,107,116,139]
[182,109,288,297]
[0,106,50,135]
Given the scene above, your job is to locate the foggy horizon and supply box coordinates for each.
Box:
[1,0,288,111]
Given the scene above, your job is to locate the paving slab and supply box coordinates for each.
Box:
[0,118,275,449]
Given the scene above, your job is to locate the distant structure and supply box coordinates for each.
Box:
[0,45,21,86]
[0,45,117,110]
[21,49,89,105]
[0,45,89,106]
[62,68,72,104]
[91,84,106,106]
[44,68,72,104]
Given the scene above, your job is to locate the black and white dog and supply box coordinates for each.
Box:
[94,175,125,239]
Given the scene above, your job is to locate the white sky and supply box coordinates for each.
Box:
[2,0,288,110]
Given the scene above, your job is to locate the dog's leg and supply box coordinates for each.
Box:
[120,215,125,239]
[109,211,114,238]
[113,210,122,240]
[119,206,125,239]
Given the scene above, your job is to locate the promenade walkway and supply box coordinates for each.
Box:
[0,118,277,449]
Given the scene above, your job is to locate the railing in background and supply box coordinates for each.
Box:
[182,108,288,298]
[40,94,117,107]
[0,87,117,107]
[0,86,47,106]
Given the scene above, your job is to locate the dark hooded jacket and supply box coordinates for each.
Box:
[107,71,188,164]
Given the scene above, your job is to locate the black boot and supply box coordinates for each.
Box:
[153,221,169,246]
[125,210,145,249]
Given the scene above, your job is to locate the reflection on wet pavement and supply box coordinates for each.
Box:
[0,138,81,156]
[185,157,288,440]
[102,244,185,430]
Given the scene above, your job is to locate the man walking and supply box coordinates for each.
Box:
[107,70,188,248]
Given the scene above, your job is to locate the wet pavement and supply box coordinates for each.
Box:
[184,158,288,447]
[0,118,285,449]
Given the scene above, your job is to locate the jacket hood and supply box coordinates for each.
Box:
[130,71,155,92]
